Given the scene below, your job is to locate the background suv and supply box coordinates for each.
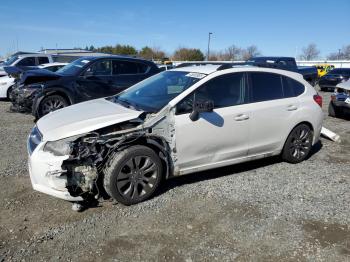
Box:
[12,56,160,118]
[27,65,323,206]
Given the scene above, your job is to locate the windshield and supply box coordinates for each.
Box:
[56,57,92,75]
[2,55,19,66]
[112,71,206,112]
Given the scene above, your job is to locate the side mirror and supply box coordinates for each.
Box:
[189,99,214,121]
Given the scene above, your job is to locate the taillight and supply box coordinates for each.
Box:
[313,94,323,107]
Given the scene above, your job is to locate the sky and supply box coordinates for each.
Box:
[0,0,349,58]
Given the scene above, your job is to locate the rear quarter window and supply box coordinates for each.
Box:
[282,76,305,97]
[249,72,284,102]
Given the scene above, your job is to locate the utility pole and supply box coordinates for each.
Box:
[338,49,341,60]
[207,32,213,61]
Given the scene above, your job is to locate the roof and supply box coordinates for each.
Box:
[171,63,302,78]
[171,64,222,74]
[77,55,156,64]
[39,62,68,67]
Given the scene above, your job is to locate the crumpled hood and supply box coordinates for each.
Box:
[20,68,61,85]
[337,79,350,91]
[37,98,143,141]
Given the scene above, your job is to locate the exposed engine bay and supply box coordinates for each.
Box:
[58,110,176,201]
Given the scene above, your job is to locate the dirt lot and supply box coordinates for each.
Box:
[0,90,349,261]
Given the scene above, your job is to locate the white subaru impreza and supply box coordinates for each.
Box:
[27,64,323,205]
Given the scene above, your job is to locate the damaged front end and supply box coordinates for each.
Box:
[33,109,176,202]
[11,83,42,113]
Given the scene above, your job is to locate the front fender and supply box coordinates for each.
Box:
[31,88,74,118]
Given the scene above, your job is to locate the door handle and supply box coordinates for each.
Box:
[234,114,249,121]
[287,105,298,111]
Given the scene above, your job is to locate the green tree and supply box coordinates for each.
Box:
[139,46,165,60]
[172,48,205,61]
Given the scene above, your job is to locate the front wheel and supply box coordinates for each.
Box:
[282,124,313,164]
[103,145,163,205]
[38,95,69,117]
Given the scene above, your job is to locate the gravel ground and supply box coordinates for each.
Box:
[0,90,349,261]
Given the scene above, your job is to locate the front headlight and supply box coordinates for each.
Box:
[43,135,81,156]
[22,88,39,97]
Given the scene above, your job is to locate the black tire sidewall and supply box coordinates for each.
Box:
[328,102,337,117]
[104,146,163,205]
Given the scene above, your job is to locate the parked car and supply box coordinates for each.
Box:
[318,68,350,91]
[316,64,335,78]
[10,56,160,118]
[249,57,318,86]
[0,54,54,77]
[328,79,350,118]
[27,64,323,205]
[8,63,67,107]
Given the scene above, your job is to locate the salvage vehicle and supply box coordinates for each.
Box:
[0,63,68,100]
[27,64,324,206]
[318,68,350,91]
[8,63,67,108]
[316,64,335,78]
[329,79,350,118]
[22,56,160,119]
[249,57,318,86]
[0,54,54,77]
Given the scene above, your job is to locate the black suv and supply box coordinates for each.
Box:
[12,56,160,118]
[318,68,350,91]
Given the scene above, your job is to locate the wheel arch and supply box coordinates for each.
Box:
[43,89,74,105]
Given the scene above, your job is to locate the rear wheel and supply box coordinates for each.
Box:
[39,95,68,117]
[103,145,163,205]
[282,124,313,163]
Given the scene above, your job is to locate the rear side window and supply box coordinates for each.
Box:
[112,61,148,75]
[282,76,305,97]
[249,72,283,102]
[38,57,49,64]
[17,57,36,66]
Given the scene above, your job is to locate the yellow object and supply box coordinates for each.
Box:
[316,64,335,77]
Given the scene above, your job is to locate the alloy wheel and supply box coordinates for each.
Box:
[116,155,159,201]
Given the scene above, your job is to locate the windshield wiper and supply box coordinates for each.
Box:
[115,97,140,111]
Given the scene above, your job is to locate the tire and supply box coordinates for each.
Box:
[38,95,69,117]
[6,86,14,100]
[328,102,341,118]
[282,124,313,164]
[103,145,163,205]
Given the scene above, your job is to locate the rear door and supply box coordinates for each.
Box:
[247,72,301,156]
[110,60,150,94]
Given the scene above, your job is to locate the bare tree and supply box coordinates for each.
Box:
[327,45,350,60]
[216,45,243,60]
[242,45,261,60]
[300,44,320,60]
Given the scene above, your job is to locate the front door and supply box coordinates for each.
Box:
[174,72,250,174]
[76,59,115,101]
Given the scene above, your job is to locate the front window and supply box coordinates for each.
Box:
[56,57,92,75]
[111,71,205,112]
